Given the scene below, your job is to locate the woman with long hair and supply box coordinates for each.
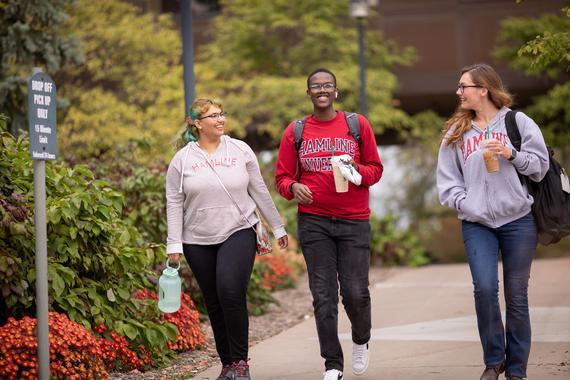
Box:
[437,64,549,380]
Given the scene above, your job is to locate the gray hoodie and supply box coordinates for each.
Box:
[166,135,286,253]
[437,107,549,228]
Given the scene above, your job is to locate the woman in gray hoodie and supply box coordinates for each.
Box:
[436,64,549,380]
[166,98,288,380]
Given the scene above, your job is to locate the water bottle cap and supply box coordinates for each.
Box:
[162,258,180,276]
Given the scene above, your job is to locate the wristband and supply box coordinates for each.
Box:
[289,182,296,193]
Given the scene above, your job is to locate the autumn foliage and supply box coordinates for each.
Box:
[134,290,206,352]
[257,254,297,291]
[0,289,207,378]
[0,312,107,379]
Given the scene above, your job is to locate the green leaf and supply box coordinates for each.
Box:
[145,327,163,346]
[51,272,65,297]
[119,230,130,244]
[123,324,138,340]
[117,288,130,301]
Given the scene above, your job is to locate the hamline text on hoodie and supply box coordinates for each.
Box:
[166,136,286,254]
[437,107,549,229]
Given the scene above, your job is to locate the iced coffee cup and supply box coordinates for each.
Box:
[332,162,349,192]
[481,140,499,173]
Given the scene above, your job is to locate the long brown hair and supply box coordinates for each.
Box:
[441,63,513,147]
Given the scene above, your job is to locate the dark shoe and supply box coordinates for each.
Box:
[231,359,251,380]
[216,364,233,380]
[480,363,505,380]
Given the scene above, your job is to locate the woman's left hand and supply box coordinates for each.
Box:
[278,235,288,249]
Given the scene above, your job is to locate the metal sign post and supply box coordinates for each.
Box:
[28,68,57,380]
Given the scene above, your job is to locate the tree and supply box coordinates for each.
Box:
[194,0,441,148]
[0,0,83,136]
[494,3,570,148]
[55,0,184,161]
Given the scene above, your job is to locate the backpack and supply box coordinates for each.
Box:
[505,110,570,245]
[294,111,361,151]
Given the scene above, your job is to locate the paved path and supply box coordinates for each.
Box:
[197,257,570,379]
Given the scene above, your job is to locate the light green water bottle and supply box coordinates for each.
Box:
[158,259,181,313]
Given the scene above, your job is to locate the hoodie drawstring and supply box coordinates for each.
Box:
[178,143,191,193]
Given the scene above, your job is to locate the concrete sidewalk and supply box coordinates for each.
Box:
[197,257,570,379]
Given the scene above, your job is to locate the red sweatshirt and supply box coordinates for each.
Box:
[275,111,383,220]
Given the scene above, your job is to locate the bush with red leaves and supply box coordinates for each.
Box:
[134,290,206,352]
[0,312,107,380]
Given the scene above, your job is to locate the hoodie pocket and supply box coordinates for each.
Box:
[189,205,243,239]
[491,175,531,218]
[459,189,491,223]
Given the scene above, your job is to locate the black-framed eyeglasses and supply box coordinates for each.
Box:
[198,112,227,120]
[308,82,336,92]
[457,84,482,94]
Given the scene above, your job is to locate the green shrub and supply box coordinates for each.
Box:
[80,137,168,245]
[370,214,430,267]
[0,129,189,366]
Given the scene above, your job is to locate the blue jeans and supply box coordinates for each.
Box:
[298,212,372,372]
[462,212,537,378]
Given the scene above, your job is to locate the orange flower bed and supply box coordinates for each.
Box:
[0,312,107,380]
[134,289,206,352]
[257,254,297,291]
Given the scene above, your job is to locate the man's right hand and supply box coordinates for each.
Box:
[291,183,313,204]
[168,253,182,265]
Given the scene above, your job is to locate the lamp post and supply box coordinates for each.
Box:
[350,0,369,117]
[181,0,195,114]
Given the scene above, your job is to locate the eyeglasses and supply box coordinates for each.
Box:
[457,84,483,94]
[308,82,336,92]
[198,112,227,120]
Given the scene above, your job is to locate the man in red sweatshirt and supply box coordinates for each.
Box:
[275,68,383,380]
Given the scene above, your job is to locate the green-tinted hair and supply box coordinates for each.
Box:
[175,98,224,149]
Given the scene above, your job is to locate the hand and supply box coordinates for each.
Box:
[483,138,511,160]
[168,253,182,266]
[291,183,313,204]
[278,235,288,249]
[341,157,359,172]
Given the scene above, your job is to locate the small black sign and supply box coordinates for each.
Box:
[28,72,57,160]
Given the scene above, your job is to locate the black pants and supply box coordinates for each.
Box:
[183,228,256,365]
[298,212,372,372]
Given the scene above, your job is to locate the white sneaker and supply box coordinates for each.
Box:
[352,342,369,375]
[323,369,343,380]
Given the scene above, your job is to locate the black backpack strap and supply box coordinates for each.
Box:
[293,118,306,151]
[505,110,521,151]
[504,110,528,185]
[343,111,361,145]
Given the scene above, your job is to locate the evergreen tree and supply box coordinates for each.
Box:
[0,0,83,136]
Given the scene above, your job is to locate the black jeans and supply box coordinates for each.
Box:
[183,228,256,365]
[298,212,372,371]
